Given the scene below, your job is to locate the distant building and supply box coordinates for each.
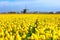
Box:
[21,9,27,13]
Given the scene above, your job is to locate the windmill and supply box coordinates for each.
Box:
[21,5,29,14]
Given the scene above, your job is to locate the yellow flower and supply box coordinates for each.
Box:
[39,29,45,34]
[56,30,60,36]
[4,37,8,40]
[0,28,3,34]
[0,35,4,40]
[22,33,26,38]
[31,33,39,40]
[9,35,14,40]
[16,34,21,40]
[53,35,58,40]
[45,31,52,39]
[0,38,4,40]
[39,35,45,40]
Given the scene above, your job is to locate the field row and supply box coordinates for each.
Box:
[0,14,60,40]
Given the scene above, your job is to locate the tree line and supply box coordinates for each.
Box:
[1,9,60,14]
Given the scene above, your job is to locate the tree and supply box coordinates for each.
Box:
[8,12,17,14]
[56,11,60,14]
[49,12,54,14]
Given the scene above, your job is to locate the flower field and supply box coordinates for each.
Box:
[0,14,60,40]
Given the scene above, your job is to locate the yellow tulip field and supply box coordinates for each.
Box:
[0,14,60,40]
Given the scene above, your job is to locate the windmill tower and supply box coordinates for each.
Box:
[22,6,27,13]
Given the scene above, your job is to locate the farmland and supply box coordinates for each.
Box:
[0,14,60,40]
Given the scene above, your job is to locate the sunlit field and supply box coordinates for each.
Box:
[0,14,60,40]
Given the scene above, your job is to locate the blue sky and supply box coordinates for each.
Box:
[0,0,60,12]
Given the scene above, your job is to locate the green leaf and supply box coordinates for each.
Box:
[19,32,23,37]
[34,19,38,28]
[44,28,50,33]
[31,27,35,33]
